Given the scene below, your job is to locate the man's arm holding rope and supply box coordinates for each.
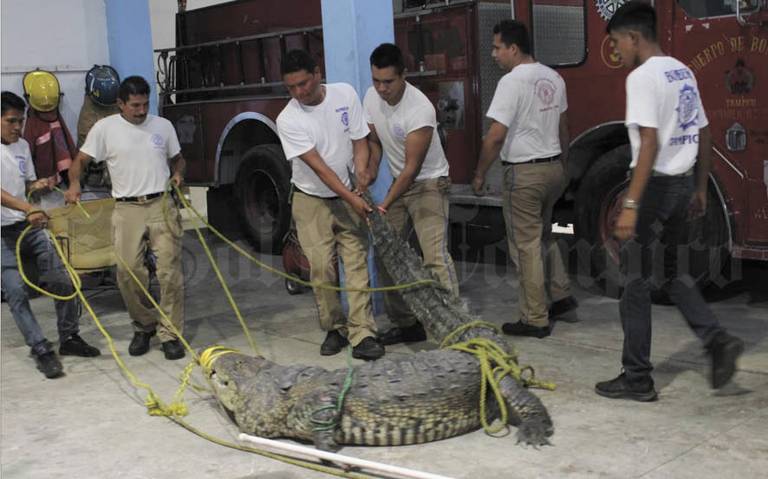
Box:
[169,153,186,188]
[1,188,47,228]
[64,151,93,204]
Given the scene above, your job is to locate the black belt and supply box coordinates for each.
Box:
[504,154,561,166]
[115,192,163,203]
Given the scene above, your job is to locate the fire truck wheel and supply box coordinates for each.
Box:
[575,145,729,300]
[235,144,292,254]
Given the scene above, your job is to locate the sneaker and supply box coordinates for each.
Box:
[35,352,64,379]
[161,340,185,360]
[501,320,551,338]
[707,332,744,389]
[352,337,385,361]
[595,373,658,402]
[378,322,427,346]
[128,330,156,356]
[59,334,101,357]
[320,330,349,356]
[549,296,578,318]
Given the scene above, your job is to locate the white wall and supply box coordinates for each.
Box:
[1,0,109,139]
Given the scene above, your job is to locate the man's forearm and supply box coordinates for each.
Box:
[625,129,658,204]
[170,154,186,177]
[1,189,33,214]
[381,168,417,210]
[559,116,570,165]
[476,138,502,179]
[368,139,383,174]
[68,152,90,187]
[352,140,369,178]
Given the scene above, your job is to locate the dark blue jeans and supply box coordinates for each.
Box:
[620,175,722,381]
[1,222,79,356]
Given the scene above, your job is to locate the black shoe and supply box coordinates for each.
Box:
[128,330,156,356]
[320,330,349,356]
[549,296,578,318]
[59,334,101,357]
[378,322,427,346]
[502,320,551,338]
[595,373,658,402]
[708,332,744,389]
[352,337,385,361]
[35,352,64,379]
[161,340,185,360]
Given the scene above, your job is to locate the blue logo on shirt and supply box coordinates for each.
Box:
[150,134,164,147]
[676,84,699,131]
[341,111,349,128]
[17,156,27,176]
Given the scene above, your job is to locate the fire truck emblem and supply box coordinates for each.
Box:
[535,78,556,106]
[595,0,627,21]
[676,84,699,131]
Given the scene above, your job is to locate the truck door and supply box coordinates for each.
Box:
[672,0,768,252]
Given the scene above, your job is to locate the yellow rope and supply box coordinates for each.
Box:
[440,322,556,436]
[169,183,439,293]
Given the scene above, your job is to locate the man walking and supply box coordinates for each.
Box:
[473,20,577,338]
[364,43,459,346]
[65,76,187,360]
[595,2,743,400]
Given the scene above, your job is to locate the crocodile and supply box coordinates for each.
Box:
[205,203,553,450]
[207,347,552,450]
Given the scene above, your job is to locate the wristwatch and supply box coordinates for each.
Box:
[622,198,640,210]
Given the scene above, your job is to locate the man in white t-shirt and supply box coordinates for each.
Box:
[595,2,743,401]
[65,76,187,361]
[363,43,458,346]
[472,20,577,338]
[1,91,101,379]
[276,49,384,361]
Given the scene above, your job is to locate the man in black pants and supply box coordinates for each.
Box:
[595,2,743,401]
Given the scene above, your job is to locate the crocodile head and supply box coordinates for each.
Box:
[207,352,269,421]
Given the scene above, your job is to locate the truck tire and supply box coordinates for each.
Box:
[235,144,292,254]
[574,145,729,299]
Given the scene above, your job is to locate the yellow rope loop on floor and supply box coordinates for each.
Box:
[15,225,82,301]
[169,183,439,293]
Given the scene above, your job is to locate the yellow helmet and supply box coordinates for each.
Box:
[23,70,61,112]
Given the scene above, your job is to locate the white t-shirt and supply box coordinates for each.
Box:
[486,62,567,164]
[277,83,369,198]
[363,82,449,181]
[80,114,181,198]
[625,56,709,175]
[1,139,36,226]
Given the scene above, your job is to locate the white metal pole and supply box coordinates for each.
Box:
[238,433,455,479]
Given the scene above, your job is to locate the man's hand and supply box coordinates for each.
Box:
[170,172,184,189]
[471,175,486,196]
[64,184,82,204]
[614,208,638,241]
[26,210,48,228]
[28,178,54,194]
[689,189,707,219]
[354,169,371,195]
[375,205,387,215]
[349,195,373,219]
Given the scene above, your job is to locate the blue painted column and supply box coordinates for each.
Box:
[321,0,395,316]
[105,0,157,114]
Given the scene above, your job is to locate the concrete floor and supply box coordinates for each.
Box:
[2,234,767,479]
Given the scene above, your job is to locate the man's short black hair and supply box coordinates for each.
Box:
[1,91,26,115]
[118,76,151,102]
[492,20,531,55]
[370,43,405,75]
[606,1,657,41]
[281,50,318,76]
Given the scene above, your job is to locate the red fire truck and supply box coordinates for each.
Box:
[156,0,767,294]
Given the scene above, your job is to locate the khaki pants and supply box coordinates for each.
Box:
[502,162,571,327]
[112,197,185,342]
[377,176,459,326]
[292,191,376,346]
